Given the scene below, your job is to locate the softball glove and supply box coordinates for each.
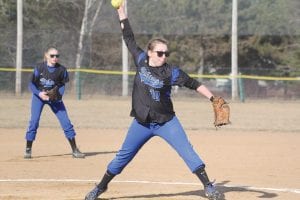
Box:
[46,86,61,101]
[211,96,231,128]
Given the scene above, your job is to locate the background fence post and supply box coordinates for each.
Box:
[76,70,81,100]
[238,73,245,102]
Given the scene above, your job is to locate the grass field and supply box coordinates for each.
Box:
[0,95,299,200]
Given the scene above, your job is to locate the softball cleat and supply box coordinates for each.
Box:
[85,185,107,200]
[24,148,32,159]
[72,148,85,158]
[204,182,223,200]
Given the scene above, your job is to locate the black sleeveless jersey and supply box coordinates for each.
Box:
[31,62,69,91]
[121,19,201,123]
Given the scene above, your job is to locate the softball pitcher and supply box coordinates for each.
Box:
[85,1,223,200]
[24,47,85,159]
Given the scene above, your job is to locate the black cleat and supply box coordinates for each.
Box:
[72,148,85,158]
[24,148,32,159]
[85,185,107,200]
[204,182,223,200]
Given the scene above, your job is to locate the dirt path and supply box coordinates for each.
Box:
[0,96,299,199]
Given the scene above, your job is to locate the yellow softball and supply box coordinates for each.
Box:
[111,0,123,9]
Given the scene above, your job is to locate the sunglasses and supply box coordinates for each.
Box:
[50,54,60,58]
[155,51,170,57]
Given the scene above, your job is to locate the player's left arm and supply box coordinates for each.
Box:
[196,85,214,100]
[55,67,69,97]
[172,68,214,101]
[58,85,65,96]
[58,70,69,96]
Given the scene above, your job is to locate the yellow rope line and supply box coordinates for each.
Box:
[1,67,299,81]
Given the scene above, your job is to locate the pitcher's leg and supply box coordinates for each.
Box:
[107,119,153,175]
[156,116,223,200]
[85,170,115,200]
[195,166,223,200]
[85,120,153,200]
[156,116,204,172]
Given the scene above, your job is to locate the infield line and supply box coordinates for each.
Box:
[0,179,299,194]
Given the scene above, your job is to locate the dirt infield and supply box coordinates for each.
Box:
[0,95,299,200]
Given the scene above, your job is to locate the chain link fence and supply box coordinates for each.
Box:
[1,0,299,100]
[1,68,300,100]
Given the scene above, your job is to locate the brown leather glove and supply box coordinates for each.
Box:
[211,96,231,128]
[45,86,61,101]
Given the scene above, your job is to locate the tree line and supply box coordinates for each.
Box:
[0,0,299,77]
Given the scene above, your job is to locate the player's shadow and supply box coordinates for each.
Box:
[33,151,117,158]
[99,180,277,200]
[84,151,118,157]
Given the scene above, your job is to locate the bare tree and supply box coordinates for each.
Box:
[74,0,103,99]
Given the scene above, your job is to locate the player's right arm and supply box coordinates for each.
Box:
[117,1,143,64]
[29,67,49,101]
[117,0,126,22]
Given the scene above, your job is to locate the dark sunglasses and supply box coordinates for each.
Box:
[50,54,60,58]
[155,51,170,57]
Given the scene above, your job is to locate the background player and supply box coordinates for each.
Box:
[24,47,85,159]
[85,1,223,200]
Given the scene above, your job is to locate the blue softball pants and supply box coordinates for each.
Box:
[107,116,205,175]
[25,94,76,141]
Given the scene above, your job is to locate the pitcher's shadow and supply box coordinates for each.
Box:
[84,151,118,157]
[95,180,277,200]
